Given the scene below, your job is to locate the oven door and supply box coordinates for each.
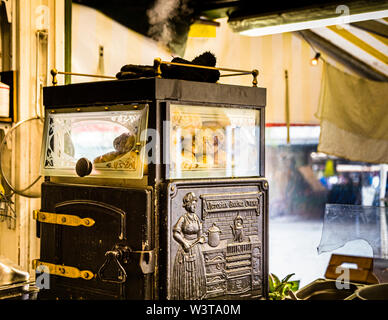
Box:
[34,182,154,300]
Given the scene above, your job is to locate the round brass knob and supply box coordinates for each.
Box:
[75,158,93,177]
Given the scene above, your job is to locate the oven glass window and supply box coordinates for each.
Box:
[168,104,261,179]
[41,105,148,178]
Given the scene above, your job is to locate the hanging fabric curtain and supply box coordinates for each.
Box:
[316,62,388,164]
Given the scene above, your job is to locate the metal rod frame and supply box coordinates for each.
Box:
[51,58,260,87]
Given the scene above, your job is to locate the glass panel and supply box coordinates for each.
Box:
[168,104,261,179]
[266,125,385,288]
[41,105,148,178]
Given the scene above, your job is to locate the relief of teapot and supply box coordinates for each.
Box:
[207,223,222,247]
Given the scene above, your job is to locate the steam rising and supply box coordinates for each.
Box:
[147,0,194,51]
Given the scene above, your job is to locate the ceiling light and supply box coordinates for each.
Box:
[233,9,388,37]
[311,52,321,66]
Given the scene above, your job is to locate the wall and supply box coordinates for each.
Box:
[0,0,64,274]
[71,3,172,83]
[71,4,353,125]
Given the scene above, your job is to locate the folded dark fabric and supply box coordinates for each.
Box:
[116,51,220,83]
[116,65,156,79]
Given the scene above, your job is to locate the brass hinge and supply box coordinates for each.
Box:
[33,210,95,227]
[32,260,95,280]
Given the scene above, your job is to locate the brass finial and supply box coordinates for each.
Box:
[153,58,162,78]
[51,68,58,86]
[252,69,259,87]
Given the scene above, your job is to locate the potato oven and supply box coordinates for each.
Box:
[33,73,268,300]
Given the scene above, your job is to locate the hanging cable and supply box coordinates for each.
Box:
[298,31,326,66]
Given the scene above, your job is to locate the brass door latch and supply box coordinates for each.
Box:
[97,244,156,284]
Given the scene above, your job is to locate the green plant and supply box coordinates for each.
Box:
[268,273,300,300]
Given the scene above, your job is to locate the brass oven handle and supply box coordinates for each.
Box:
[97,245,156,283]
[97,247,128,284]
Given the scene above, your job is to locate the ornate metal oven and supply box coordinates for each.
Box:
[34,73,267,300]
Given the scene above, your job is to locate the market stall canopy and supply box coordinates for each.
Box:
[228,1,388,37]
[299,19,388,81]
[72,0,388,58]
[227,0,388,81]
[305,20,388,164]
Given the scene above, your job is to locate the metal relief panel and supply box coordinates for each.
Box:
[166,179,267,300]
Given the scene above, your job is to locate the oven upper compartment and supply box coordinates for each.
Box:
[40,104,149,179]
[167,104,262,179]
[42,77,267,180]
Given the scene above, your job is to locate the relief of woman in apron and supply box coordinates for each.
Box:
[171,192,206,300]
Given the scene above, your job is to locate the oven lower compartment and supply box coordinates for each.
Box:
[34,178,268,300]
[35,182,155,300]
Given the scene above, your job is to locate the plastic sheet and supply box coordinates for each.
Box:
[0,256,29,286]
[317,204,388,259]
[0,117,44,198]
